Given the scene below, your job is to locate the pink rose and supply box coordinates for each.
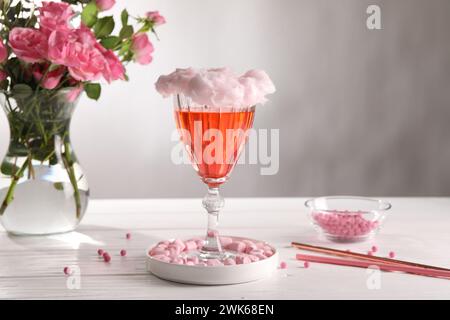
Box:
[96,0,116,12]
[66,45,106,82]
[0,70,7,81]
[0,41,7,63]
[32,64,66,90]
[146,11,166,26]
[131,33,154,65]
[39,1,74,35]
[9,28,48,63]
[102,50,125,82]
[48,26,124,83]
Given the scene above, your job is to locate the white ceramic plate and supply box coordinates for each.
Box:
[146,236,279,285]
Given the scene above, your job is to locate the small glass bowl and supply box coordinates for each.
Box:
[305,196,392,243]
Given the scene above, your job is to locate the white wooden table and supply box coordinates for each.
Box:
[0,198,449,300]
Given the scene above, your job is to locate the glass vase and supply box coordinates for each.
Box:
[0,88,89,235]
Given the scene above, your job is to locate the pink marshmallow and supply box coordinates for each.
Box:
[187,256,200,265]
[236,256,251,265]
[173,239,186,251]
[226,241,246,252]
[206,259,223,267]
[153,255,171,263]
[264,250,274,257]
[150,247,169,257]
[220,237,233,247]
[224,258,236,266]
[184,241,197,251]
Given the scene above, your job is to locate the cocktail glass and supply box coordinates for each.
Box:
[173,93,255,261]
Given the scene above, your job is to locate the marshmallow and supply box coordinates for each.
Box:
[226,241,246,253]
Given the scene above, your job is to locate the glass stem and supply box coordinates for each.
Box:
[201,187,224,256]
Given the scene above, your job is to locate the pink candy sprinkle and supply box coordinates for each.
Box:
[126,233,131,240]
[63,267,71,275]
[120,250,127,257]
[389,251,396,258]
[312,211,379,239]
[304,261,310,268]
[103,252,111,263]
[280,261,287,269]
[97,249,104,256]
[367,251,373,256]
[371,246,378,253]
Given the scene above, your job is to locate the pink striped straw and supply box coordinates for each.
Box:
[296,254,450,279]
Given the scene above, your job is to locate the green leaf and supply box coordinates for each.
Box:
[53,182,64,191]
[121,9,129,26]
[1,161,19,176]
[94,16,115,38]
[81,1,98,28]
[8,141,29,157]
[100,36,120,49]
[11,84,32,98]
[119,25,134,39]
[84,83,101,100]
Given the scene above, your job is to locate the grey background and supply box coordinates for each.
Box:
[1,0,450,198]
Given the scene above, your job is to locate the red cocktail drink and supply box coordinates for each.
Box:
[175,108,255,187]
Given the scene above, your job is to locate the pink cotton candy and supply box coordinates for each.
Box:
[155,67,276,108]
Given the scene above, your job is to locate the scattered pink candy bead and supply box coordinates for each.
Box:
[97,249,104,256]
[63,267,71,275]
[371,246,378,253]
[367,251,373,256]
[304,261,310,268]
[103,252,111,263]
[312,210,379,239]
[389,251,396,258]
[120,250,127,257]
[280,261,287,269]
[126,233,131,240]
